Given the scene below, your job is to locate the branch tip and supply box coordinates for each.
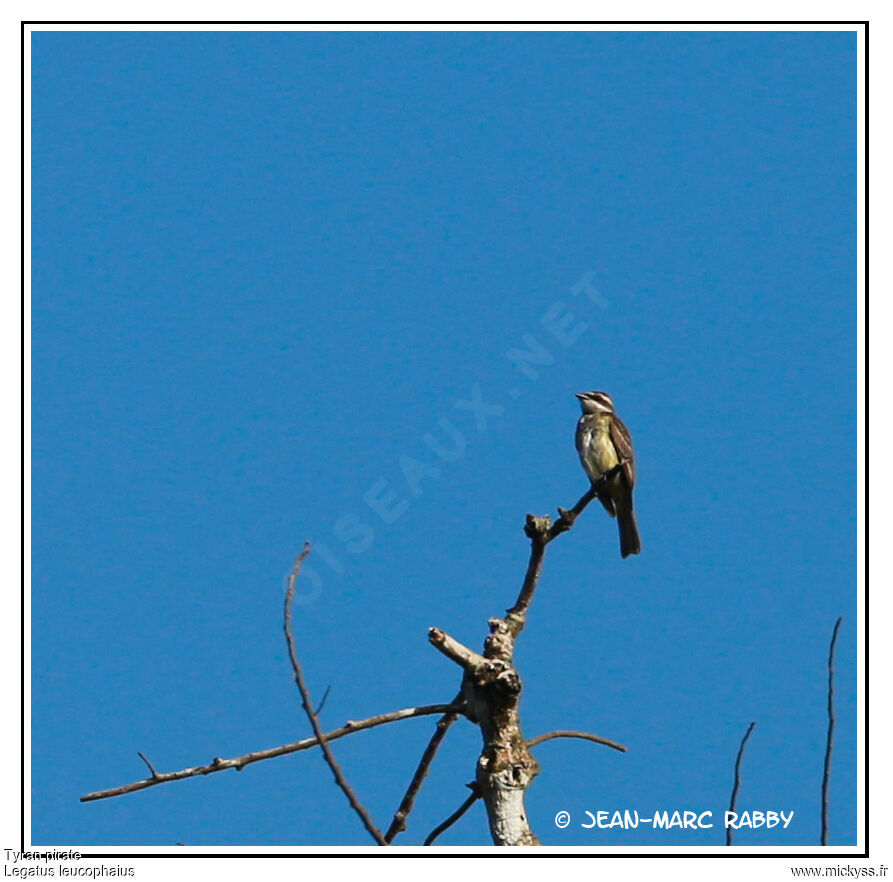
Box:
[822,617,843,846]
[137,752,159,779]
[726,721,757,846]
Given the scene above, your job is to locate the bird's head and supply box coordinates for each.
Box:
[576,390,615,415]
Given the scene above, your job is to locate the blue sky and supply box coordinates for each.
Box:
[30,29,857,848]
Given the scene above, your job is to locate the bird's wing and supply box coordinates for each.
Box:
[610,416,635,489]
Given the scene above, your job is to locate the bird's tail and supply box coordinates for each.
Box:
[617,508,641,558]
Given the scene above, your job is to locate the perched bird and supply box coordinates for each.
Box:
[575,391,641,558]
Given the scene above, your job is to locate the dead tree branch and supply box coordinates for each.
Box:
[136,752,160,779]
[426,471,626,846]
[283,544,387,845]
[385,691,465,843]
[506,465,621,636]
[526,730,627,753]
[83,469,627,846]
[427,616,538,845]
[429,629,487,669]
[424,784,481,845]
[822,617,843,846]
[726,721,756,846]
[314,686,332,716]
[80,702,462,803]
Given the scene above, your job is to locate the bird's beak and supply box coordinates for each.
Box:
[575,392,586,401]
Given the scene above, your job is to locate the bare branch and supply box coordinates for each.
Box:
[314,685,332,716]
[424,784,481,846]
[506,526,546,634]
[547,483,601,541]
[546,465,622,544]
[136,752,159,779]
[86,454,631,848]
[423,475,622,845]
[525,729,627,753]
[80,702,462,803]
[822,617,843,846]
[283,544,387,845]
[384,691,465,843]
[726,721,756,846]
[428,628,487,671]
[506,467,621,636]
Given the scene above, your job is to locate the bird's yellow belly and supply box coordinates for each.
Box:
[590,431,619,473]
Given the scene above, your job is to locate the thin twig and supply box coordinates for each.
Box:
[525,729,627,753]
[137,752,159,779]
[424,785,481,846]
[822,617,843,846]
[384,691,465,843]
[726,721,756,845]
[283,543,387,845]
[314,685,332,716]
[80,702,462,802]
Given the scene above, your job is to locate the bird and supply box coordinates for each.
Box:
[575,391,641,558]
